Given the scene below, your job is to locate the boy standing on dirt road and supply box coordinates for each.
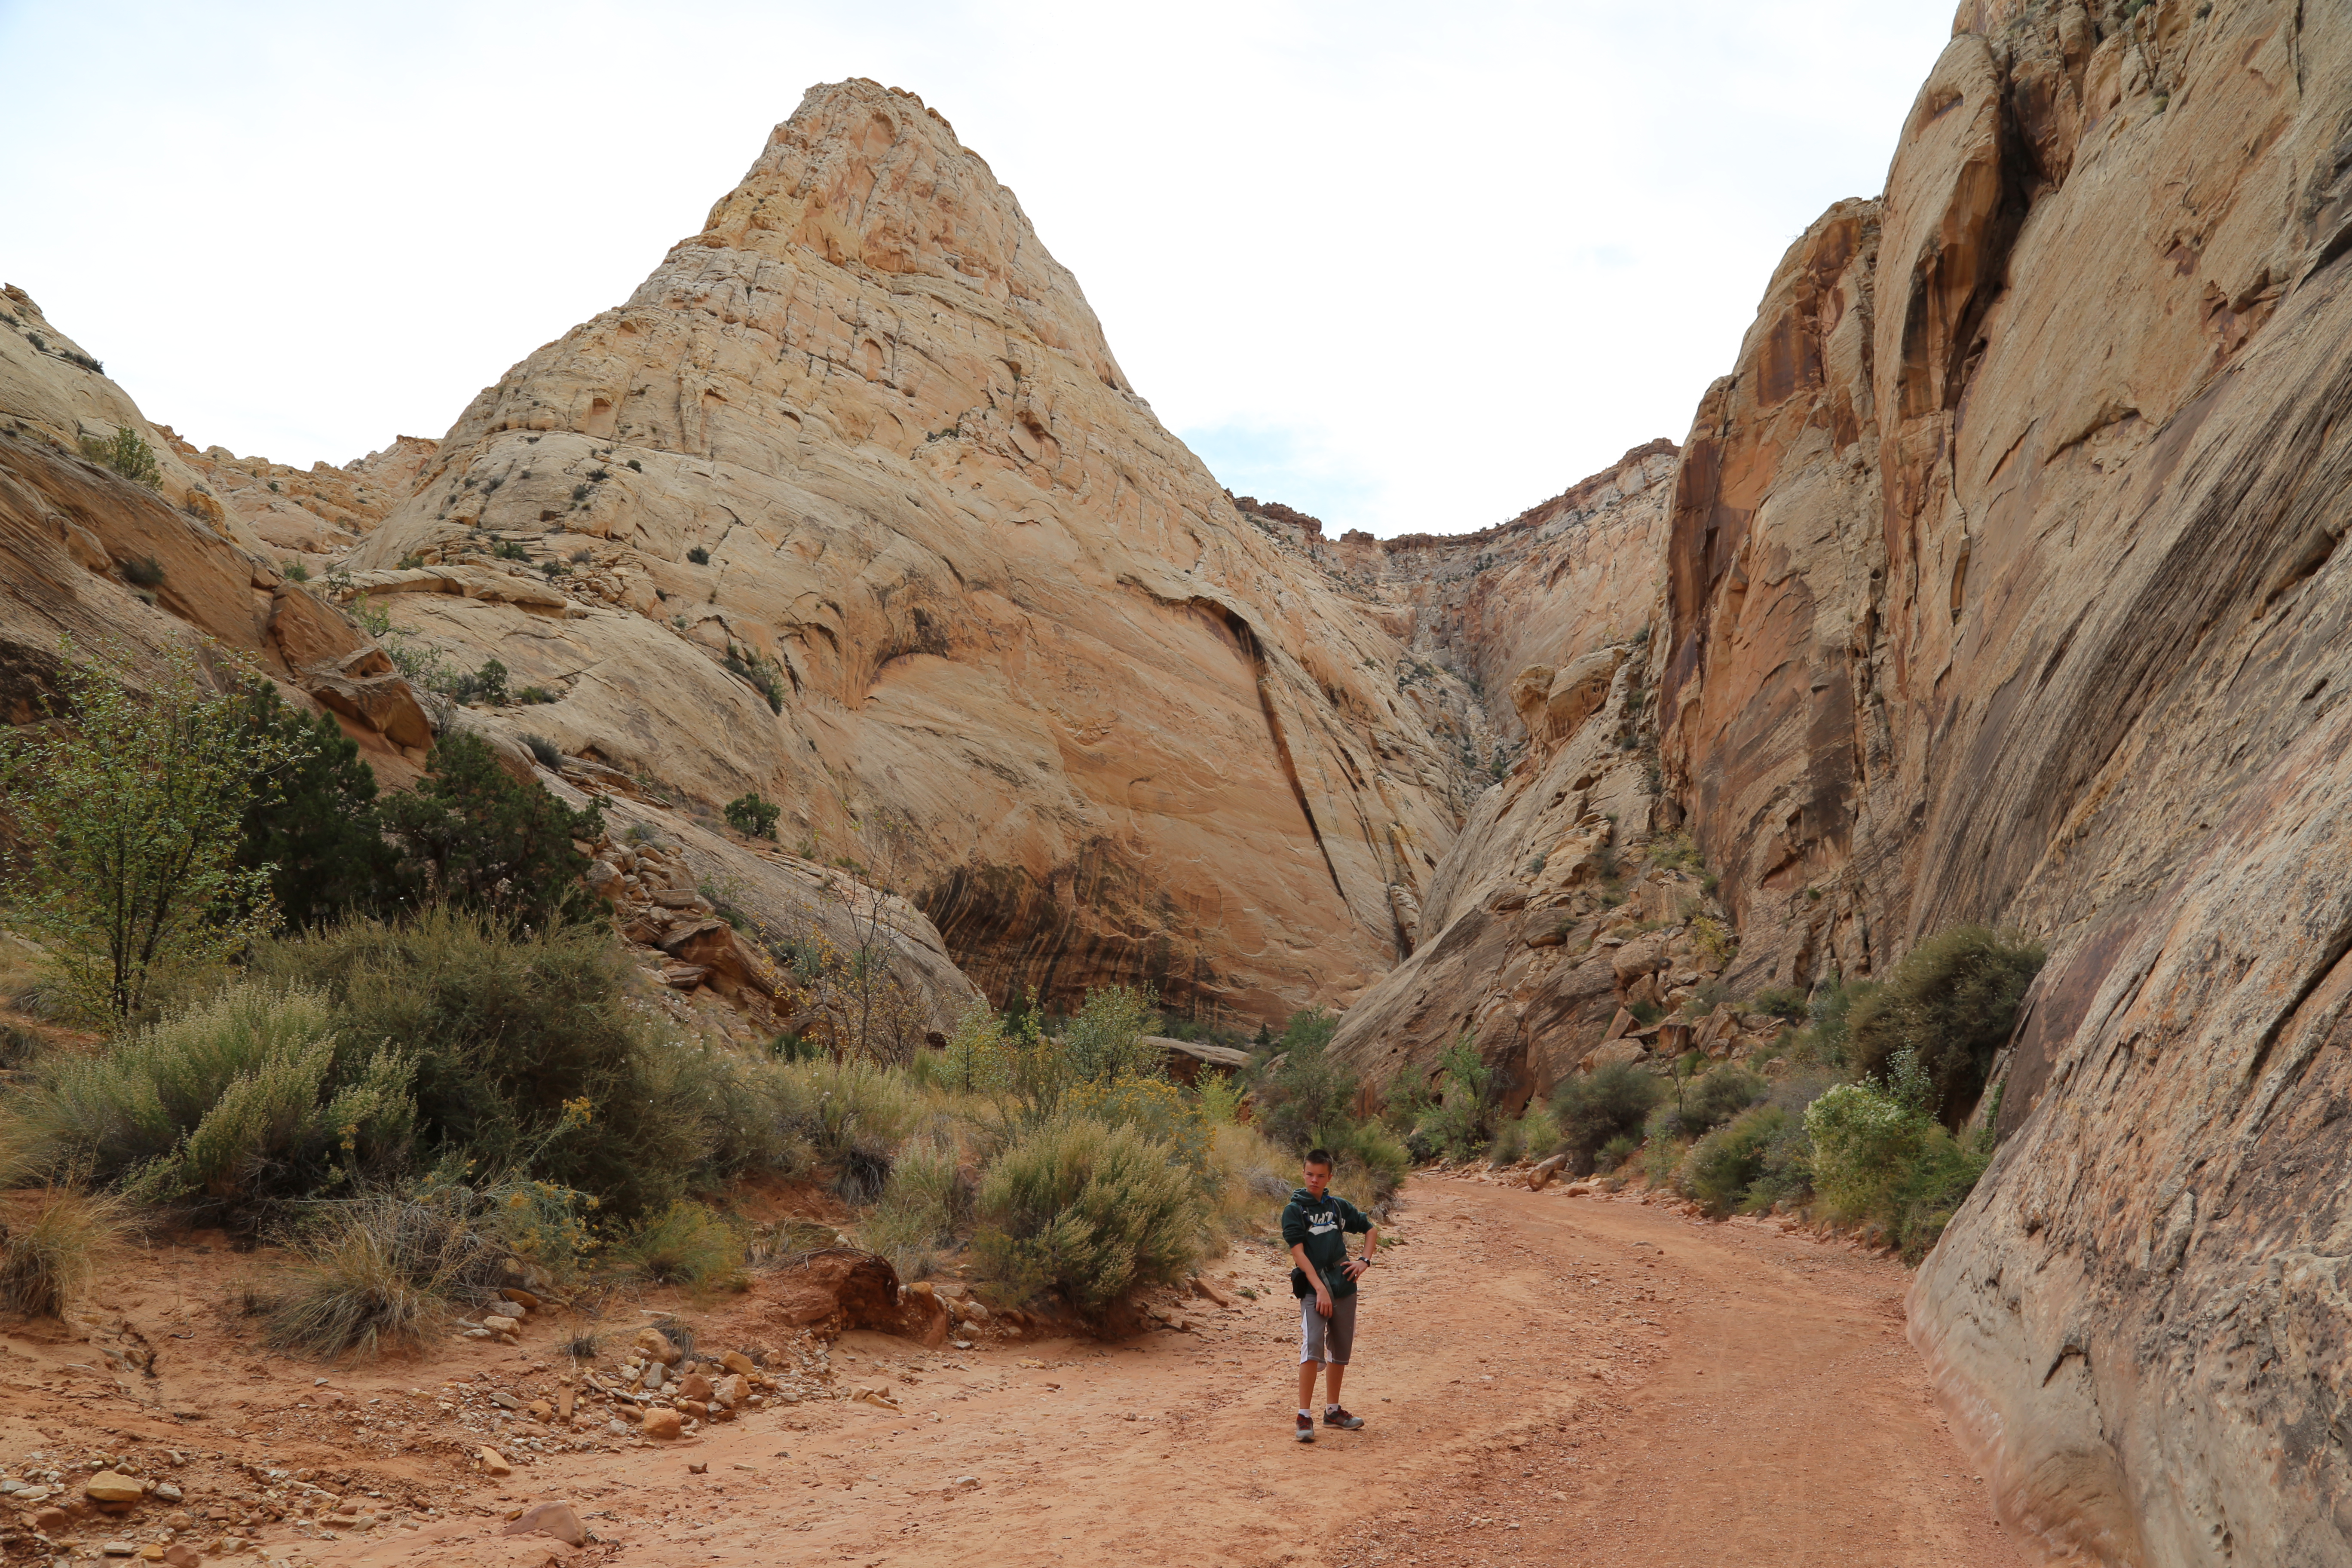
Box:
[1282,1149,1378,1442]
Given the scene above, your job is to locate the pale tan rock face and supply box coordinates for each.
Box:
[347,78,1480,1017]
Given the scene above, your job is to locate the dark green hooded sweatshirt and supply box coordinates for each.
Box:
[1280,1186,1372,1299]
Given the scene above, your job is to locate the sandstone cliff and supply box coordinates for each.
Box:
[1354,1,2352,1560]
[340,80,1484,1019]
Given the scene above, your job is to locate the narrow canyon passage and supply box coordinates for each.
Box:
[315,1174,2016,1568]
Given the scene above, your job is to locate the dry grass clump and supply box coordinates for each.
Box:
[0,1188,128,1320]
[263,1192,505,1359]
[609,1201,746,1294]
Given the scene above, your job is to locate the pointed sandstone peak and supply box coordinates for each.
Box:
[692,78,1130,396]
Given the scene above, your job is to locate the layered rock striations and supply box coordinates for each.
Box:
[344,80,1484,1017]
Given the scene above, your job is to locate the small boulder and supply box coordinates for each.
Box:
[85,1472,145,1504]
[476,1447,513,1478]
[500,1501,585,1547]
[677,1372,714,1402]
[634,1327,684,1364]
[640,1406,685,1440]
[720,1351,756,1375]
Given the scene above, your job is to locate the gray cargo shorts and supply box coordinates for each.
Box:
[1298,1292,1358,1365]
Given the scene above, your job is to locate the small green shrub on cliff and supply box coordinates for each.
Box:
[80,426,161,487]
[1847,926,2043,1124]
[1678,1103,1790,1217]
[724,791,782,840]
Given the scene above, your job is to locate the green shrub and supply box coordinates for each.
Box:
[972,1115,1203,1318]
[1638,1133,1687,1187]
[1594,1132,1640,1173]
[722,650,786,714]
[237,682,404,929]
[519,733,562,770]
[1553,1061,1662,1173]
[1679,1104,1789,1218]
[80,426,161,487]
[1196,1070,1243,1126]
[0,1189,125,1319]
[284,560,311,583]
[1411,1036,1498,1161]
[610,1201,745,1292]
[263,1191,505,1358]
[1376,1063,1435,1136]
[1321,1117,1409,1204]
[1492,1099,1561,1165]
[1253,1007,1358,1152]
[1655,1064,1764,1141]
[756,1057,922,1198]
[1627,998,1665,1026]
[686,546,710,565]
[867,1139,966,1280]
[1803,1079,1929,1224]
[724,791,782,840]
[1892,1128,1991,1263]
[515,685,555,704]
[1749,985,1810,1022]
[377,732,603,927]
[246,911,754,1216]
[13,983,414,1209]
[122,555,166,588]
[1,640,297,1020]
[1847,926,2043,1123]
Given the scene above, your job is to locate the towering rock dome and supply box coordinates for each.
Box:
[347,80,1487,1017]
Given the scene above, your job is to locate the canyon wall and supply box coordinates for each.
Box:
[1354,1,2352,1560]
[340,80,1485,1020]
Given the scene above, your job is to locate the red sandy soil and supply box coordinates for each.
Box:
[0,1173,2023,1568]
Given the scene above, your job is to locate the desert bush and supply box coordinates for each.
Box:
[724,791,781,840]
[1748,985,1810,1022]
[1594,1132,1641,1173]
[1654,1064,1765,1141]
[521,733,562,769]
[1253,1010,1360,1153]
[13,983,414,1209]
[237,682,404,929]
[757,1056,922,1198]
[1847,926,2043,1124]
[1890,1128,1992,1263]
[1197,1069,1243,1126]
[1377,1062,1436,1136]
[0,1189,126,1319]
[515,685,554,704]
[1489,1099,1561,1166]
[247,911,751,1216]
[377,732,603,927]
[1412,1036,1499,1161]
[1063,1072,1209,1174]
[1,640,301,1020]
[1204,1119,1292,1245]
[1734,1070,1834,1213]
[686,546,710,565]
[264,1190,505,1357]
[866,1138,966,1280]
[609,1201,745,1292]
[1553,1061,1662,1173]
[1678,1104,1790,1218]
[1638,1133,1687,1187]
[972,1115,1203,1318]
[1804,1077,1929,1224]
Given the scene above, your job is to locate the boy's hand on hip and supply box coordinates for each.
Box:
[1341,1258,1368,1281]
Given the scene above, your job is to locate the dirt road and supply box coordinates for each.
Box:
[269,1173,2018,1568]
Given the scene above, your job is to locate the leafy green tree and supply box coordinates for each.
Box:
[236,683,406,927]
[378,732,602,926]
[0,640,301,1019]
[1847,926,2044,1125]
[723,791,781,840]
[1253,1006,1359,1152]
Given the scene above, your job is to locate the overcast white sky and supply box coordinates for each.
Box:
[0,1,1952,537]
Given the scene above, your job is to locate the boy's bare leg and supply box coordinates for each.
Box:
[1299,1359,1321,1410]
[1325,1363,1346,1407]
